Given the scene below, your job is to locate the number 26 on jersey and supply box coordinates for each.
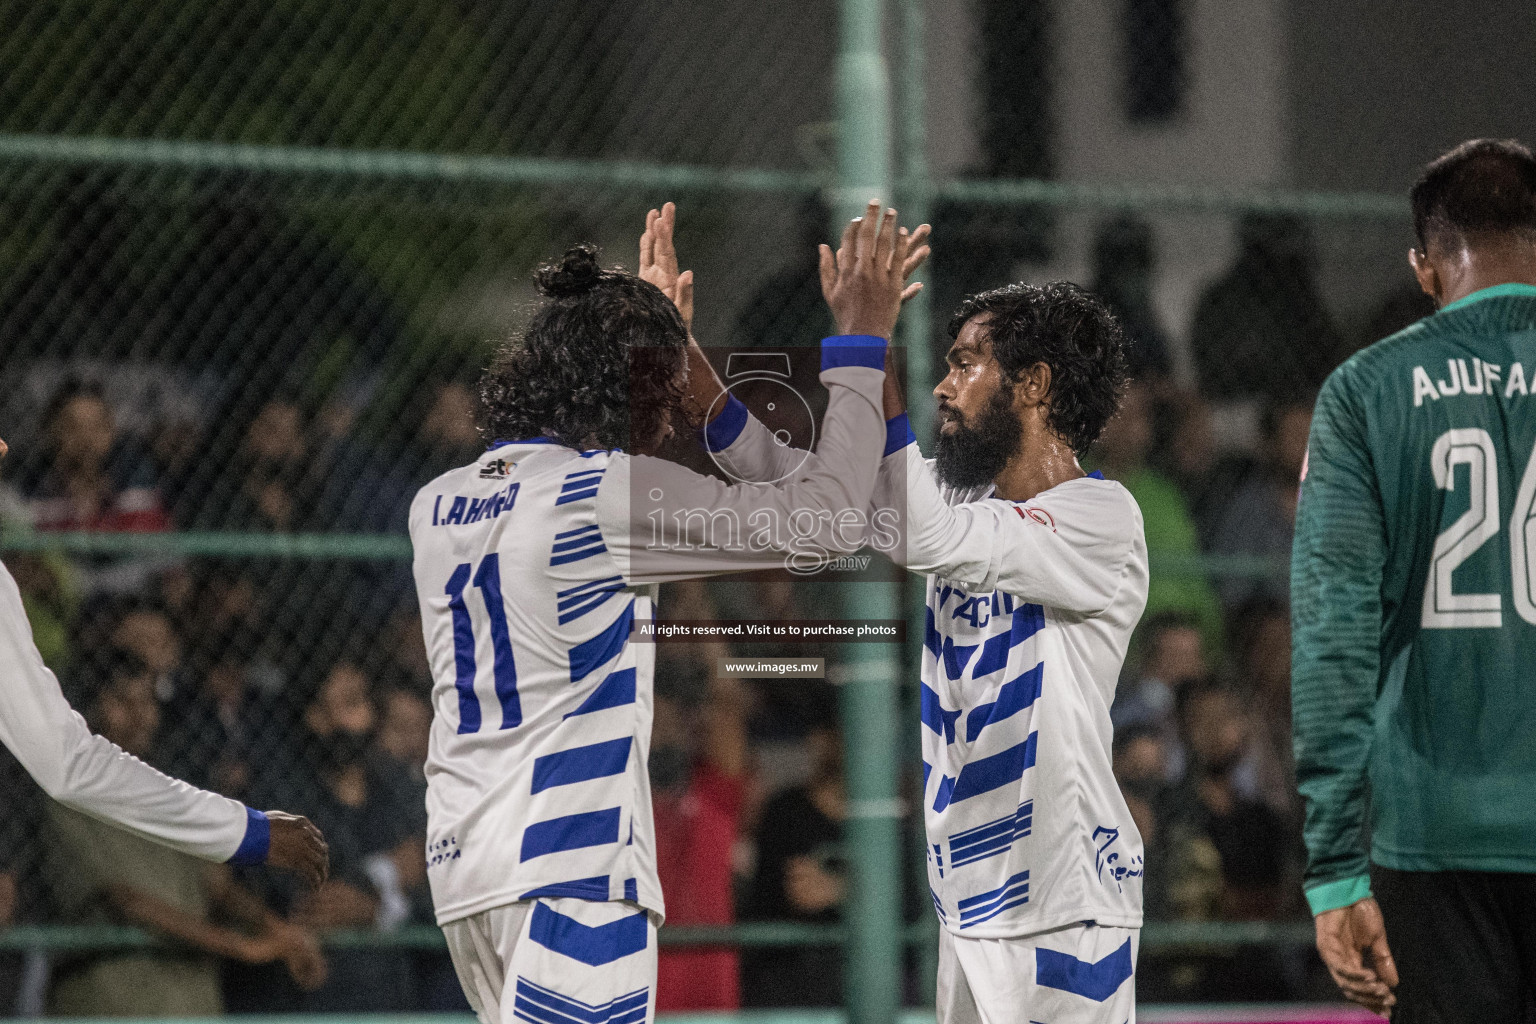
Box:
[1424,427,1536,628]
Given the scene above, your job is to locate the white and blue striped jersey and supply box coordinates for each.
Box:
[713,413,1149,938]
[408,341,888,926]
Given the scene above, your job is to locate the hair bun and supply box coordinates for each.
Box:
[535,244,604,298]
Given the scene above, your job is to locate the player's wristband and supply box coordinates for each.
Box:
[1305,874,1372,915]
[699,394,749,452]
[884,413,916,456]
[821,334,888,372]
[228,807,271,866]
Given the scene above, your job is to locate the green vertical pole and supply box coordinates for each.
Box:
[833,2,901,1024]
[895,0,940,1010]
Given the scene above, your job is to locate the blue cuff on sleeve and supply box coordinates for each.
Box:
[700,393,749,452]
[1305,874,1372,915]
[228,807,271,866]
[884,413,916,456]
[820,334,888,372]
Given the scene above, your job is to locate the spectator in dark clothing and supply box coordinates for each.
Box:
[1093,383,1223,643]
[175,566,292,697]
[1162,680,1289,921]
[110,601,192,705]
[21,379,170,535]
[1229,599,1301,827]
[1148,391,1250,548]
[1091,215,1172,382]
[1156,679,1292,1000]
[1190,214,1344,402]
[375,683,431,783]
[1206,399,1312,609]
[160,656,266,800]
[743,720,846,1007]
[1112,611,1208,783]
[234,662,424,1012]
[1112,723,1171,922]
[188,398,316,532]
[371,682,466,1012]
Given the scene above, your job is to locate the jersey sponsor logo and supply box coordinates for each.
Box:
[478,458,512,479]
[931,585,1035,635]
[1093,826,1144,892]
[1014,504,1056,531]
[427,836,461,867]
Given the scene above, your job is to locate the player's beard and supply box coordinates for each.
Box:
[934,384,1023,490]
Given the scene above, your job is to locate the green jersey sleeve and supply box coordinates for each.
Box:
[1291,364,1385,910]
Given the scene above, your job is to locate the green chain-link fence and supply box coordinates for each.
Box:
[0,0,1430,1017]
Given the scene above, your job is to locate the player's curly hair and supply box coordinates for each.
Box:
[948,281,1129,457]
[479,245,687,451]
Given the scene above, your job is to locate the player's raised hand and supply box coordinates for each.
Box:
[819,200,928,339]
[901,222,932,303]
[263,810,329,891]
[641,202,724,428]
[639,201,694,331]
[1314,898,1398,1017]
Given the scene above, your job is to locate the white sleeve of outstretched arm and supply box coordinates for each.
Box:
[0,562,256,863]
[894,442,1144,615]
[598,340,888,584]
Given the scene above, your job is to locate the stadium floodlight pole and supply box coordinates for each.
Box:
[833,1,903,1023]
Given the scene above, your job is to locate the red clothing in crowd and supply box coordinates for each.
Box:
[652,760,744,1010]
[30,484,170,533]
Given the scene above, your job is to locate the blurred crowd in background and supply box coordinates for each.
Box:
[0,210,1436,1015]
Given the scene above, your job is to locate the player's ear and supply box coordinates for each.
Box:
[1013,362,1052,410]
[1409,246,1441,306]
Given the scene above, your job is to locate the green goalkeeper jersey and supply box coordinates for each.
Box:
[1293,282,1536,915]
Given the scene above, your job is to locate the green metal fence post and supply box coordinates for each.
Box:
[834,1,902,1022]
[895,0,940,1009]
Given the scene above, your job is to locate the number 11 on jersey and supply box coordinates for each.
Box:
[446,554,522,732]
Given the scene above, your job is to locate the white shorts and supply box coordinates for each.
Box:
[937,922,1137,1024]
[442,899,658,1024]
